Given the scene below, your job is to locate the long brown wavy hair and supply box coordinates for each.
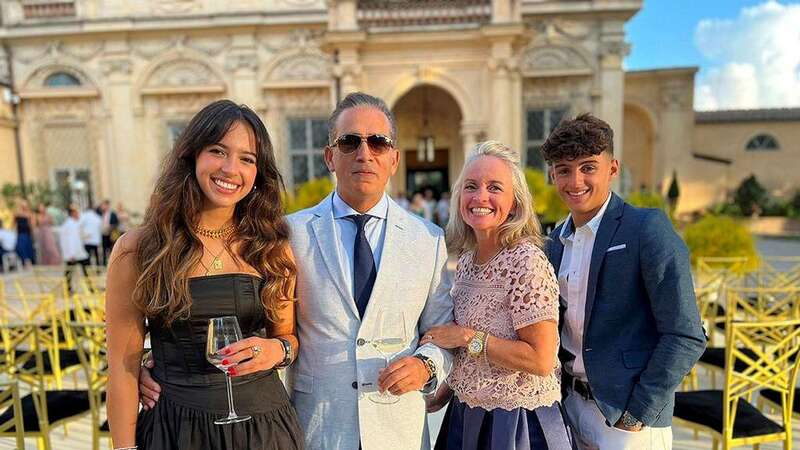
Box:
[132,100,295,326]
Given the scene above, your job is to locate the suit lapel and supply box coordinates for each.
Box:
[361,199,407,323]
[310,194,360,320]
[583,193,624,336]
[548,224,566,274]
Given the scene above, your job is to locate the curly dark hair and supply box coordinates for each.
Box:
[131,99,295,326]
[540,113,614,163]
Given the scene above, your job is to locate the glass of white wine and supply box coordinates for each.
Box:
[206,316,252,425]
[370,311,407,404]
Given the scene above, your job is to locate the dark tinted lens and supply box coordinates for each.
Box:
[366,135,392,153]
[336,134,362,153]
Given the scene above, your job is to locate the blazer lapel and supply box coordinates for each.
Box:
[310,194,360,320]
[361,198,407,323]
[583,193,624,336]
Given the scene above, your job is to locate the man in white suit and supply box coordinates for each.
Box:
[286,92,453,449]
[138,93,453,450]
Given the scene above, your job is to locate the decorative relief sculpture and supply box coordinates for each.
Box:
[263,88,330,114]
[145,59,221,88]
[519,45,592,76]
[270,54,329,81]
[186,36,232,56]
[151,0,199,14]
[132,38,178,59]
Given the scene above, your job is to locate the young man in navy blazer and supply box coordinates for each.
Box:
[541,114,705,449]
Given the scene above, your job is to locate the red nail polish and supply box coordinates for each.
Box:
[228,367,236,375]
[222,348,230,355]
[222,359,229,365]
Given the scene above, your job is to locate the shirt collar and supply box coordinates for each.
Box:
[558,192,613,243]
[332,191,389,220]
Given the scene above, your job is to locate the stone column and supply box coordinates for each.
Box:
[99,40,134,205]
[598,21,629,192]
[483,24,523,146]
[658,80,692,195]
[226,32,259,105]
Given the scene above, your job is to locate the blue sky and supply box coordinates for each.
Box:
[625,1,800,109]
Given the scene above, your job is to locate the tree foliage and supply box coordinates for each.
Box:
[683,215,758,270]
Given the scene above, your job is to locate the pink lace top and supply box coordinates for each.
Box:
[447,240,562,411]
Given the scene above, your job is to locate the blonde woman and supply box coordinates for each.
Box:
[424,141,571,450]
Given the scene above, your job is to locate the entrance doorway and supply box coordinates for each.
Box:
[405,148,449,198]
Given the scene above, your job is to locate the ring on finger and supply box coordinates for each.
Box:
[251,345,262,358]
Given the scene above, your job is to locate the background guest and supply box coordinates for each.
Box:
[81,206,103,266]
[35,203,61,265]
[14,199,36,267]
[59,204,90,292]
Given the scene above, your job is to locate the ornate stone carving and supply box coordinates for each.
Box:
[519,45,591,76]
[132,38,178,59]
[522,77,591,111]
[151,0,199,14]
[62,42,104,61]
[20,98,98,120]
[25,64,91,89]
[268,54,330,81]
[145,60,222,88]
[661,81,690,111]
[600,40,631,58]
[186,36,232,56]
[101,58,133,78]
[530,19,593,43]
[225,53,258,72]
[15,42,61,64]
[259,29,324,54]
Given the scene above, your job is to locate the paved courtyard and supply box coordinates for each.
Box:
[2,237,798,449]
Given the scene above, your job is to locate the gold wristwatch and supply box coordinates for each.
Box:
[466,330,487,357]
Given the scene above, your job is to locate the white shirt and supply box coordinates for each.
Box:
[59,217,90,262]
[332,191,389,298]
[0,229,16,251]
[80,210,103,246]
[558,193,612,381]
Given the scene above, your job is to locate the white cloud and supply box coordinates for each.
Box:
[694,1,800,110]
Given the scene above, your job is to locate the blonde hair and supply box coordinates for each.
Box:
[446,141,543,253]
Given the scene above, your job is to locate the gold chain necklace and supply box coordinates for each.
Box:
[195,223,236,239]
[199,242,227,275]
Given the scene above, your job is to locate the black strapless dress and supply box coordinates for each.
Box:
[135,274,304,450]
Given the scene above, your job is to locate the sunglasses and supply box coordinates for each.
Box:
[332,133,394,154]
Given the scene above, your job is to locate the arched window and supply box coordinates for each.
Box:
[745,134,779,151]
[44,72,81,87]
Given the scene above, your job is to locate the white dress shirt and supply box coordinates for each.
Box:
[558,193,612,381]
[59,217,90,262]
[0,228,16,251]
[80,210,103,246]
[332,191,389,298]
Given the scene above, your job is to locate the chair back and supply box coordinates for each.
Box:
[725,286,800,324]
[723,319,800,443]
[0,381,25,449]
[69,322,108,440]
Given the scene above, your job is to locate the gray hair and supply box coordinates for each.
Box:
[327,92,397,145]
[446,141,543,253]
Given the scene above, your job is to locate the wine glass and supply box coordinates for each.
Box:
[370,311,407,404]
[206,316,252,425]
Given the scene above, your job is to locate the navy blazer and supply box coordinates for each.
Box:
[546,193,705,428]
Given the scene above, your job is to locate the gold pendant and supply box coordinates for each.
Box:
[211,257,223,271]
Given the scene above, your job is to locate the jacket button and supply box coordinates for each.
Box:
[351,381,358,389]
[356,338,366,346]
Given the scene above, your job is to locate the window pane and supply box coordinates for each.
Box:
[527,110,545,140]
[167,122,187,150]
[312,154,328,179]
[44,72,81,87]
[292,155,309,184]
[526,145,545,170]
[549,108,567,132]
[289,120,307,151]
[311,119,328,149]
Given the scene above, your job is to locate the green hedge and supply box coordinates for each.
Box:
[682,215,758,270]
[284,177,334,214]
[524,169,569,225]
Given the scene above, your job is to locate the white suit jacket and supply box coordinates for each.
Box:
[286,193,454,450]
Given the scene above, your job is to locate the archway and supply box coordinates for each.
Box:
[623,103,656,192]
[391,84,463,205]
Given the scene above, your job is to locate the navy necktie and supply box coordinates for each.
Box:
[348,214,377,319]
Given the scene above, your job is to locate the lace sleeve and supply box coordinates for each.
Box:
[508,243,560,330]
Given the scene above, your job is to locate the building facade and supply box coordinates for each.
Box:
[0,0,795,216]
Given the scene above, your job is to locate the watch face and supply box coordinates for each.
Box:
[468,340,482,353]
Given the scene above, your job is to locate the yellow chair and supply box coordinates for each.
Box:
[69,322,110,450]
[0,293,82,390]
[696,286,800,388]
[0,381,25,449]
[0,323,93,450]
[674,318,800,450]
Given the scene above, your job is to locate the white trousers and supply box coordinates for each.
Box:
[563,389,672,450]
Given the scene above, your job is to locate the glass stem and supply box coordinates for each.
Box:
[225,373,238,418]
